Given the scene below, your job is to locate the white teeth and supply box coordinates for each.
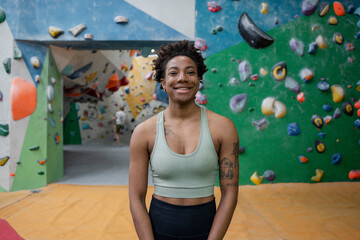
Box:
[178,88,190,90]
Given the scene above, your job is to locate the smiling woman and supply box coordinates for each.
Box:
[129,40,239,240]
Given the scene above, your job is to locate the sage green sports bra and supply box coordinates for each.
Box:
[150,107,219,198]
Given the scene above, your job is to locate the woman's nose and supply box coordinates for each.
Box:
[178,72,188,81]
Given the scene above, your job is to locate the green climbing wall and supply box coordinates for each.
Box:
[64,103,82,145]
[203,11,360,185]
[11,48,63,191]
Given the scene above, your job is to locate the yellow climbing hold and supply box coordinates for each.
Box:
[331,84,344,103]
[274,100,287,119]
[260,3,268,14]
[316,35,327,49]
[250,171,264,185]
[261,97,275,116]
[260,68,268,76]
[49,26,64,38]
[311,169,324,182]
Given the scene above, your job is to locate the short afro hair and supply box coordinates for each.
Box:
[152,40,208,85]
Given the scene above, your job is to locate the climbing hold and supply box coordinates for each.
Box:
[264,170,275,181]
[238,12,274,49]
[307,147,313,152]
[29,145,40,151]
[308,42,317,54]
[238,61,252,82]
[0,124,9,136]
[331,85,344,103]
[311,169,324,182]
[11,77,37,121]
[49,117,56,128]
[331,153,342,165]
[239,146,245,154]
[14,46,22,59]
[0,156,10,166]
[357,80,360,92]
[84,34,93,40]
[349,170,360,180]
[274,17,278,24]
[38,171,45,175]
[274,100,286,118]
[344,42,355,51]
[354,119,360,129]
[348,5,355,14]
[230,94,247,113]
[299,156,309,163]
[114,16,129,23]
[146,71,153,80]
[208,1,221,12]
[311,24,319,31]
[302,0,320,16]
[3,58,11,74]
[47,85,54,102]
[48,26,64,38]
[333,1,345,16]
[289,38,304,56]
[311,115,323,129]
[333,32,344,44]
[355,100,360,109]
[228,77,239,86]
[211,68,218,73]
[285,77,300,93]
[261,97,275,115]
[318,132,326,138]
[315,140,326,153]
[54,132,60,144]
[249,82,255,87]
[195,91,207,105]
[252,118,269,131]
[48,103,53,113]
[297,92,305,103]
[30,56,40,69]
[317,81,330,91]
[324,115,332,125]
[328,16,338,25]
[319,2,329,17]
[250,171,263,185]
[124,86,130,94]
[195,38,207,51]
[323,104,332,112]
[250,74,259,81]
[0,8,6,23]
[271,62,287,81]
[287,122,301,136]
[300,68,313,83]
[260,68,268,76]
[10,173,15,177]
[342,101,354,116]
[50,77,56,85]
[216,25,223,31]
[316,35,327,49]
[68,23,87,37]
[348,57,355,64]
[37,159,47,165]
[260,3,268,14]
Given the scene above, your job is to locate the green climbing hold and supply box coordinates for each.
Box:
[30,145,40,151]
[38,171,45,175]
[14,46,22,59]
[3,58,11,74]
[16,161,21,165]
[0,124,9,136]
[0,8,6,23]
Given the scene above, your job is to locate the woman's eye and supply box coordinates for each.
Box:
[169,72,177,76]
[187,71,196,75]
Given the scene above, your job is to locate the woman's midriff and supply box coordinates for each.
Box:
[153,194,215,206]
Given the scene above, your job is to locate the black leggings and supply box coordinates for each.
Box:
[149,196,216,240]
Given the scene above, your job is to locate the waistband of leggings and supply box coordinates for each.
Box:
[151,195,215,209]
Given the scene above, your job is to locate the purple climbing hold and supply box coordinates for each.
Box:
[342,101,354,116]
[230,94,247,113]
[264,170,275,181]
[239,146,245,154]
[317,81,330,91]
[287,122,301,136]
[285,77,300,93]
[333,32,344,45]
[323,104,332,112]
[333,107,341,119]
[307,147,313,152]
[312,115,323,129]
[290,38,304,56]
[319,2,330,17]
[331,153,342,165]
[302,0,320,16]
[252,118,269,131]
[315,139,326,153]
[238,61,251,82]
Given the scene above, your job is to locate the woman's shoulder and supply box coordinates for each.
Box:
[205,108,235,126]
[132,112,159,136]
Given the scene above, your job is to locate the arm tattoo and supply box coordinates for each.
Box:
[232,141,239,168]
[219,157,234,180]
[165,128,174,136]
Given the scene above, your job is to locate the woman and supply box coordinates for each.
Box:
[129,40,239,239]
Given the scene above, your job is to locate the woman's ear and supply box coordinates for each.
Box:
[161,78,165,89]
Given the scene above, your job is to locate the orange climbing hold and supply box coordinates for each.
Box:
[297,92,305,103]
[333,1,345,16]
[11,77,37,121]
[105,73,119,89]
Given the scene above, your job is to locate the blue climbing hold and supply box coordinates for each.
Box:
[331,153,342,165]
[287,122,301,136]
[318,132,326,138]
[317,81,330,91]
[323,104,332,112]
[308,42,317,54]
[354,119,360,128]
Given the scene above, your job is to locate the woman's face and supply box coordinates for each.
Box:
[161,55,200,104]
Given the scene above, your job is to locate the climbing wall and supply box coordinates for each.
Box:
[197,1,360,184]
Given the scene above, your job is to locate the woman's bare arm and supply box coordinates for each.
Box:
[129,123,155,240]
[208,117,239,240]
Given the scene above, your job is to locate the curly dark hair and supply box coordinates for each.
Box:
[152,40,208,87]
